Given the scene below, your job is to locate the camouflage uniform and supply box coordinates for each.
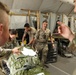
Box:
[35,28,51,65]
[7,46,50,75]
[0,47,12,75]
[0,39,19,75]
[2,38,19,49]
[67,34,76,56]
[67,34,76,75]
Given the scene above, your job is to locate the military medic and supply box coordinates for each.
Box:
[35,20,54,66]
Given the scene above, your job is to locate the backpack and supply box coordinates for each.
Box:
[7,46,50,75]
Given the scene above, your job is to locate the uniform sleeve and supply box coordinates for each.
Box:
[24,31,27,36]
[32,29,36,38]
[12,39,19,48]
[72,35,76,45]
[67,34,76,53]
[68,34,76,46]
[35,29,39,40]
[0,47,12,57]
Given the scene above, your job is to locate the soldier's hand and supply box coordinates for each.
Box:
[12,47,21,54]
[57,21,74,42]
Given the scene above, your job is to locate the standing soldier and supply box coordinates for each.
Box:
[35,20,53,66]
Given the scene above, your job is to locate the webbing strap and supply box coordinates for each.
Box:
[11,65,35,75]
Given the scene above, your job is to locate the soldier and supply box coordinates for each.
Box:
[0,2,20,75]
[35,20,53,66]
[57,0,76,75]
[22,23,36,47]
[2,29,19,49]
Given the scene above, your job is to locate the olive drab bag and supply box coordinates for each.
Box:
[7,47,50,75]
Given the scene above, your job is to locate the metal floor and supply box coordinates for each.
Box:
[47,55,76,75]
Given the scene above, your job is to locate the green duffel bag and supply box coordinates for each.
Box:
[7,47,50,75]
